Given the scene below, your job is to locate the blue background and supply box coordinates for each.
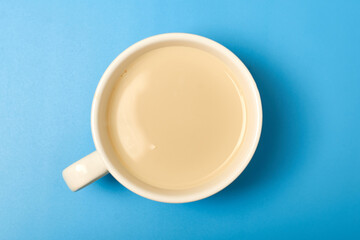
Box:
[1,0,359,239]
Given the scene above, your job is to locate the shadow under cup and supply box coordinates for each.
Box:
[92,34,262,203]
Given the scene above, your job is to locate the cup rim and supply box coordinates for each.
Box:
[91,33,262,203]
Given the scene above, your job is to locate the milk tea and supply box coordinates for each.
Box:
[107,46,246,189]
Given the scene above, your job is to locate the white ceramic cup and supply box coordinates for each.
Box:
[62,33,262,203]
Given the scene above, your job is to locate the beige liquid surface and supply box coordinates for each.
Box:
[107,46,245,190]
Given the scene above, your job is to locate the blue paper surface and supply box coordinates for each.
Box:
[1,1,359,239]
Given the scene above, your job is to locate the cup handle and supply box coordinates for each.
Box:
[62,151,109,191]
